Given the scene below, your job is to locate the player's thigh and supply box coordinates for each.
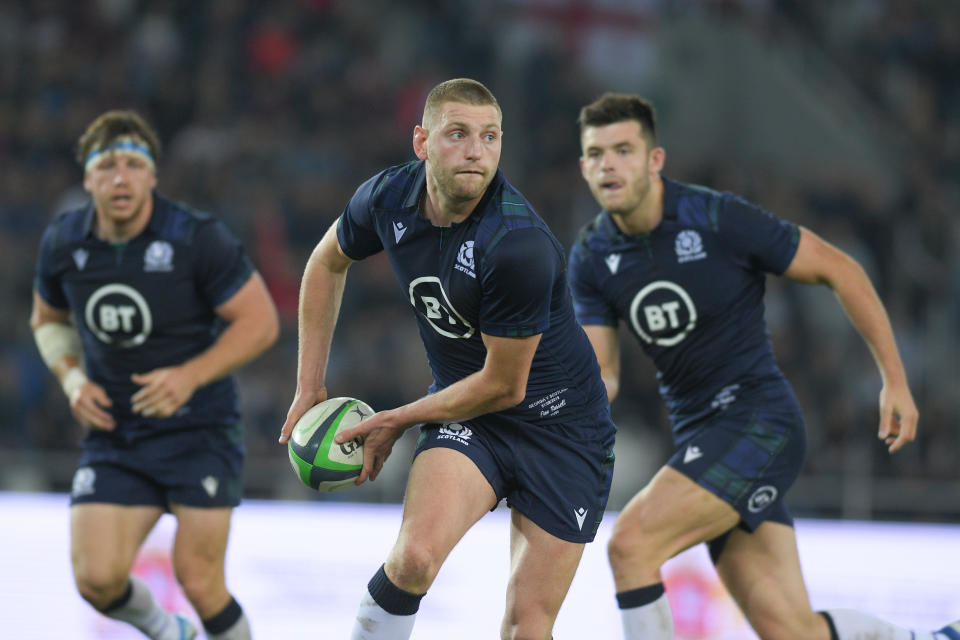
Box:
[71,503,164,585]
[714,522,825,640]
[613,465,739,563]
[388,447,498,584]
[502,508,585,635]
[169,504,232,576]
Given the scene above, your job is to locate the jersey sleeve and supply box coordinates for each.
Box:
[33,222,69,309]
[719,195,800,275]
[194,219,255,307]
[567,240,618,327]
[336,173,384,260]
[478,227,557,337]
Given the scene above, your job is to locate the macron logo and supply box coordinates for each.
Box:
[72,249,89,271]
[201,475,219,498]
[393,221,407,244]
[574,507,587,531]
[604,253,621,274]
[683,445,703,464]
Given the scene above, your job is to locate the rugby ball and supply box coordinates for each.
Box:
[287,397,373,492]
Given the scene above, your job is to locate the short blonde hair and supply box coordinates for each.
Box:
[422,78,501,128]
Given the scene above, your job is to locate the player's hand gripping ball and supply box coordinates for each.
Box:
[287,397,373,491]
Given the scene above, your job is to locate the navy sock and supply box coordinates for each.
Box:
[203,596,243,635]
[616,583,665,610]
[101,581,134,613]
[368,565,425,616]
[819,611,840,640]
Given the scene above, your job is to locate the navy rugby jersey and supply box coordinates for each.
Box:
[34,193,254,436]
[337,160,609,427]
[568,177,800,432]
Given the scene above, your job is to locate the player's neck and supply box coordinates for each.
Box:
[612,177,663,236]
[95,200,154,243]
[420,184,477,227]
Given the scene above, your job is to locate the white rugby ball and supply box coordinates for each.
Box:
[287,397,373,491]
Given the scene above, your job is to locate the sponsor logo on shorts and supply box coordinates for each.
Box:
[747,485,778,513]
[201,475,219,498]
[71,467,96,498]
[683,445,703,464]
[437,422,472,446]
[574,507,588,531]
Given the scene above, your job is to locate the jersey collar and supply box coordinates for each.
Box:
[401,161,427,210]
[661,176,680,221]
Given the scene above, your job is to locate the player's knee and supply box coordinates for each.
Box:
[73,564,129,609]
[387,540,442,592]
[607,519,651,569]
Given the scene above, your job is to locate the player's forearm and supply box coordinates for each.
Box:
[828,259,908,386]
[296,246,348,393]
[182,311,278,388]
[582,325,620,403]
[389,369,526,429]
[602,370,620,403]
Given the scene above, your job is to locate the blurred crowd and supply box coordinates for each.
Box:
[1,0,957,519]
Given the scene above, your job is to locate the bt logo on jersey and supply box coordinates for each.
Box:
[84,283,153,347]
[628,280,697,347]
[408,276,474,339]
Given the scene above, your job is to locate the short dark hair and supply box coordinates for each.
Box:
[76,110,162,168]
[423,78,501,128]
[577,93,657,146]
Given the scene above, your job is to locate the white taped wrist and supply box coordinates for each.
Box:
[33,322,83,368]
[61,368,88,398]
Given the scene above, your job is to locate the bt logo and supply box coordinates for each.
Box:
[628,280,697,347]
[84,283,153,347]
[408,276,474,339]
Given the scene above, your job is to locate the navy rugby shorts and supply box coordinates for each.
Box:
[70,425,244,509]
[667,388,806,533]
[415,410,616,544]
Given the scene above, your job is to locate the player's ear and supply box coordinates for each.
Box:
[649,146,666,174]
[413,125,428,160]
[579,155,589,180]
